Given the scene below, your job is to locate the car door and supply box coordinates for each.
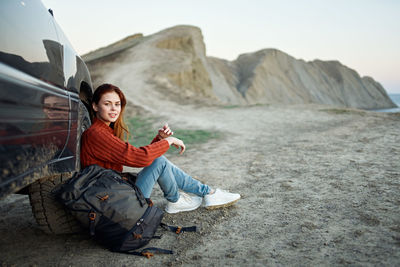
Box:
[0,0,70,197]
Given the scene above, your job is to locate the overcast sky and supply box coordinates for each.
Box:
[42,0,400,93]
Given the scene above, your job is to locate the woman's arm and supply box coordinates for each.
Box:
[84,128,170,167]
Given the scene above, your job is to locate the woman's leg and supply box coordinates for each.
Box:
[135,156,211,202]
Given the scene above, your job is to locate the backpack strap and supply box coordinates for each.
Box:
[88,211,97,236]
[132,184,146,207]
[160,223,197,234]
[119,171,146,207]
[120,247,173,258]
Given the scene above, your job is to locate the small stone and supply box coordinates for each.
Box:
[225,253,235,258]
[192,255,202,260]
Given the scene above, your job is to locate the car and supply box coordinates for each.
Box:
[0,0,93,234]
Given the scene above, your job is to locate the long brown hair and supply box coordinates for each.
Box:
[92,84,130,142]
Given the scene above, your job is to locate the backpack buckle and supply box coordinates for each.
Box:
[141,251,154,259]
[133,233,142,239]
[89,212,97,221]
[97,194,109,202]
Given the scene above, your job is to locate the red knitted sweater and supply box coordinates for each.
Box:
[80,118,170,172]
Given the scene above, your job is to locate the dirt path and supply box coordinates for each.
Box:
[1,104,399,266]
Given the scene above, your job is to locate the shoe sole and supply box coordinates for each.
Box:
[204,198,240,210]
[165,204,202,214]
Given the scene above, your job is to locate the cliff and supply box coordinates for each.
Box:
[83,25,396,109]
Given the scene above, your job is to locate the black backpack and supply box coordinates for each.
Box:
[55,164,195,258]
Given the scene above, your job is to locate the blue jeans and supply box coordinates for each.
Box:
[135,156,211,202]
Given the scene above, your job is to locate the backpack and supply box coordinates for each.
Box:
[55,164,195,258]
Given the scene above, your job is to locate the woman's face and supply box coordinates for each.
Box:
[92,91,121,125]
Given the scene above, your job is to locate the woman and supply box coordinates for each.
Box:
[80,84,240,214]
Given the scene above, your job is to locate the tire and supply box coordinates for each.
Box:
[29,173,83,234]
[76,101,91,170]
[29,101,91,234]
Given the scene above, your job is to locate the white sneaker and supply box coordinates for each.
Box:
[203,188,240,209]
[165,192,203,214]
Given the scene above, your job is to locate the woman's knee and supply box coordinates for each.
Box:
[152,155,167,165]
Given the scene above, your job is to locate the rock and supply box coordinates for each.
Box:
[83,25,396,110]
[213,49,396,108]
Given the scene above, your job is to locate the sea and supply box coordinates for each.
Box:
[375,94,400,113]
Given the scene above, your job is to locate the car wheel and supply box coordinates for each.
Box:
[28,101,91,234]
[29,173,82,234]
[76,101,91,169]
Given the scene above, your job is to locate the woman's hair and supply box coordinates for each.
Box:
[92,83,130,142]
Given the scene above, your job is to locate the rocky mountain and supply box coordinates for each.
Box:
[83,25,396,110]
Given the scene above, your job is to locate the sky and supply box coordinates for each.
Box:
[42,0,400,94]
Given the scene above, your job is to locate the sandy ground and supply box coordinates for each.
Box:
[1,104,399,266]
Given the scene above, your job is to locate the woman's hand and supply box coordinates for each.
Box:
[157,123,173,139]
[165,137,185,155]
